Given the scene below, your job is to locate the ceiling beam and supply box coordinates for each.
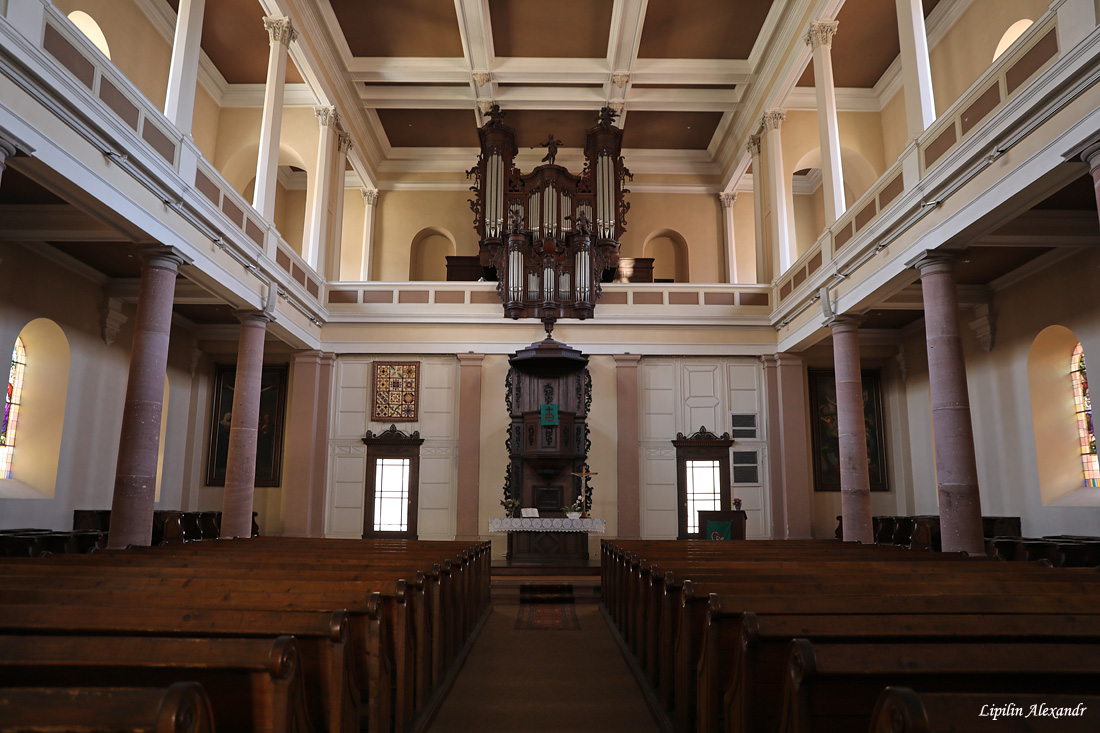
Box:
[0,205,124,241]
[970,211,1100,248]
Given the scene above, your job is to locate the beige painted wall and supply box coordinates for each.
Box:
[620,192,724,283]
[888,250,1100,538]
[338,189,368,281]
[732,192,758,284]
[0,244,196,529]
[373,190,481,282]
[930,0,1052,115]
[880,89,909,166]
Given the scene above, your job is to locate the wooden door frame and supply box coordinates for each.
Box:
[672,427,734,539]
[362,424,425,539]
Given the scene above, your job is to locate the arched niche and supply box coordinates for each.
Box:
[643,229,689,283]
[409,227,456,281]
[1027,325,1100,507]
[994,19,1034,61]
[0,319,70,500]
[66,11,111,59]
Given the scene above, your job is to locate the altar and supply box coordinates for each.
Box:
[488,517,606,567]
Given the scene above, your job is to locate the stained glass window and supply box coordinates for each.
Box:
[1070,343,1099,487]
[1,339,26,479]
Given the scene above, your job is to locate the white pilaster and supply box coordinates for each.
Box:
[805,20,845,224]
[252,16,297,221]
[762,110,794,274]
[163,0,206,135]
[360,189,378,281]
[720,192,738,284]
[324,132,352,281]
[895,0,936,139]
[747,135,769,284]
[305,106,338,270]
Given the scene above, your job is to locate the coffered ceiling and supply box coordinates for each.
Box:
[145,0,971,183]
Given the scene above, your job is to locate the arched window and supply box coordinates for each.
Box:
[994,20,1033,61]
[1070,343,1099,487]
[1,338,26,479]
[67,11,111,59]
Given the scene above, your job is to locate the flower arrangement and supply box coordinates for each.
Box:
[733,497,743,511]
[501,497,520,517]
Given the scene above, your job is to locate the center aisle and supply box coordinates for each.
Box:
[428,603,660,732]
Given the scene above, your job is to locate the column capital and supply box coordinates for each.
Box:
[0,137,16,162]
[234,309,273,327]
[137,245,191,270]
[337,132,353,155]
[457,353,485,366]
[720,192,737,208]
[759,354,778,369]
[825,314,862,333]
[361,188,379,205]
[804,20,839,49]
[315,106,339,129]
[263,16,298,46]
[908,250,958,276]
[612,353,642,367]
[761,109,786,133]
[292,349,324,366]
[746,134,762,157]
[775,352,804,368]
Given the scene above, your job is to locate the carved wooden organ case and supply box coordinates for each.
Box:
[503,339,592,516]
[469,106,630,326]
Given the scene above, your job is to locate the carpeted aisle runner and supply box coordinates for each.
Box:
[427,596,659,732]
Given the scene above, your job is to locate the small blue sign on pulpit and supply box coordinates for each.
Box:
[540,404,559,425]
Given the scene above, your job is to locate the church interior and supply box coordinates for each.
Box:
[2,0,1100,730]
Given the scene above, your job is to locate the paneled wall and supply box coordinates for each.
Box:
[638,357,770,538]
[325,355,459,539]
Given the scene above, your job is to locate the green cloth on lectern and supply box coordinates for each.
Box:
[706,520,732,540]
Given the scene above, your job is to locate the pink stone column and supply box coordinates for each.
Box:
[760,355,786,538]
[0,139,16,187]
[913,252,985,555]
[107,248,187,549]
[776,353,813,538]
[614,354,642,538]
[1084,144,1100,224]
[219,311,272,539]
[827,316,873,543]
[282,351,334,537]
[455,354,484,540]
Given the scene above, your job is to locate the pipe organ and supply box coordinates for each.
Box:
[468,106,630,329]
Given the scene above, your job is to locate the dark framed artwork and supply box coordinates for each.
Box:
[808,368,889,492]
[206,363,288,487]
[371,362,420,422]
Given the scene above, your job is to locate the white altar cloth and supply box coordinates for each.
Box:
[488,517,606,533]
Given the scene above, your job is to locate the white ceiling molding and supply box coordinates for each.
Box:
[131,0,229,106]
[454,0,496,116]
[784,86,881,112]
[748,0,793,72]
[791,167,823,195]
[278,166,309,191]
[221,83,318,108]
[629,58,753,85]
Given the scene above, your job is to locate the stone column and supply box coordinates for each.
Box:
[827,315,873,543]
[0,138,16,187]
[107,248,188,549]
[283,351,334,537]
[805,20,846,224]
[324,133,352,281]
[163,0,206,135]
[455,354,484,540]
[776,353,813,538]
[614,354,642,538]
[1082,143,1100,220]
[720,193,738,283]
[219,311,272,539]
[306,107,339,270]
[252,17,297,220]
[760,355,785,538]
[895,0,936,139]
[360,189,379,281]
[761,110,794,273]
[913,252,985,555]
[746,136,770,284]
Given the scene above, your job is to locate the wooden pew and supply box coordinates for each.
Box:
[776,639,1100,733]
[0,604,356,733]
[870,687,1099,733]
[0,635,310,733]
[712,606,1100,733]
[0,682,215,733]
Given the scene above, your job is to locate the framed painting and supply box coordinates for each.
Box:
[808,368,889,492]
[371,362,420,422]
[206,363,288,487]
